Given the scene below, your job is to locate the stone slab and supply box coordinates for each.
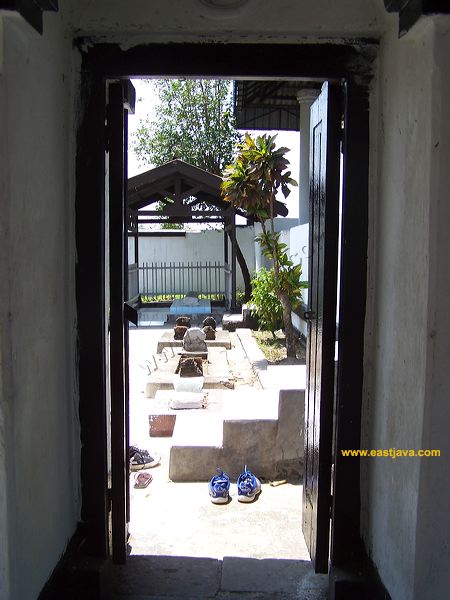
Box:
[112,555,221,597]
[157,330,231,353]
[149,414,176,437]
[145,377,234,398]
[222,313,244,332]
[153,389,223,413]
[221,557,326,594]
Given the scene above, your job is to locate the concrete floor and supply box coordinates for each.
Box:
[121,326,328,599]
[128,437,307,560]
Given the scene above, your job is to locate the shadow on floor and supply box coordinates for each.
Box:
[109,554,328,600]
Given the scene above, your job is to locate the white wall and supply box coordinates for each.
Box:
[362,15,450,600]
[65,0,383,41]
[412,17,450,599]
[287,223,309,300]
[287,224,309,336]
[130,227,256,292]
[0,11,79,600]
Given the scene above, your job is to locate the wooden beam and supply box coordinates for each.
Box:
[75,73,109,557]
[229,209,237,310]
[108,81,127,564]
[383,0,406,11]
[137,210,226,217]
[78,42,377,84]
[35,0,58,9]
[15,0,43,33]
[223,229,229,264]
[330,81,369,568]
[384,0,450,37]
[137,217,225,224]
[0,0,59,34]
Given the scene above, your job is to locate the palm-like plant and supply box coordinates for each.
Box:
[222,133,301,357]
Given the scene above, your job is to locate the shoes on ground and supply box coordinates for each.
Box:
[237,465,261,503]
[129,445,161,471]
[208,468,230,504]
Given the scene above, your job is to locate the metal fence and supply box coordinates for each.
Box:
[138,261,227,301]
[127,263,139,302]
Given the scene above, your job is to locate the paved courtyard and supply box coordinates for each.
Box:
[119,325,327,599]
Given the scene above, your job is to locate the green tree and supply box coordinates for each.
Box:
[222,133,302,357]
[133,80,240,175]
[134,80,251,293]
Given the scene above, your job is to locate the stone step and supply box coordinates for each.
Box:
[222,313,244,332]
[169,389,281,481]
[222,388,278,420]
[169,411,224,481]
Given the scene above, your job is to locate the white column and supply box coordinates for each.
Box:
[297,89,320,225]
[254,222,263,270]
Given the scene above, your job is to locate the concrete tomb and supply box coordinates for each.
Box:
[174,325,188,340]
[203,325,216,340]
[183,327,207,352]
[176,357,204,377]
[176,316,191,328]
[203,316,217,330]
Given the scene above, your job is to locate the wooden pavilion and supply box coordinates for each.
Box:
[127,159,288,308]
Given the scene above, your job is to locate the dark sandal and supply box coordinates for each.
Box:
[134,472,152,488]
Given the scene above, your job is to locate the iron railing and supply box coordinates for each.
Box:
[127,263,139,302]
[138,261,227,302]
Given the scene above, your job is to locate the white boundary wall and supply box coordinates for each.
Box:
[129,227,256,292]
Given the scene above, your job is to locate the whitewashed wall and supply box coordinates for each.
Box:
[361,15,450,600]
[286,224,309,337]
[0,11,79,600]
[286,223,309,302]
[129,227,256,293]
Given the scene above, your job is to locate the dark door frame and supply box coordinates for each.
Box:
[75,40,375,584]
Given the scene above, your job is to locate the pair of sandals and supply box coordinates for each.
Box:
[129,445,161,489]
[134,472,153,489]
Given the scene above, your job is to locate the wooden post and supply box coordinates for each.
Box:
[134,217,139,294]
[230,208,237,310]
[75,73,109,558]
[223,226,229,264]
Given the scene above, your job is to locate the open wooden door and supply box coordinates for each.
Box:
[107,80,136,564]
[302,82,340,573]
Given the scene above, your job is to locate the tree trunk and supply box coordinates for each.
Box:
[235,238,252,302]
[278,289,297,358]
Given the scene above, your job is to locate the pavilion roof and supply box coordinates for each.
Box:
[127,159,288,224]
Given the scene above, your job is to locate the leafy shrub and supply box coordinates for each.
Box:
[236,288,246,306]
[250,268,283,331]
[250,260,307,333]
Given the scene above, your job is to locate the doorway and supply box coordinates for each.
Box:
[75,41,373,596]
[121,75,325,594]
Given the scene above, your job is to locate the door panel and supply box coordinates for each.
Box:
[303,82,340,574]
[108,81,134,564]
